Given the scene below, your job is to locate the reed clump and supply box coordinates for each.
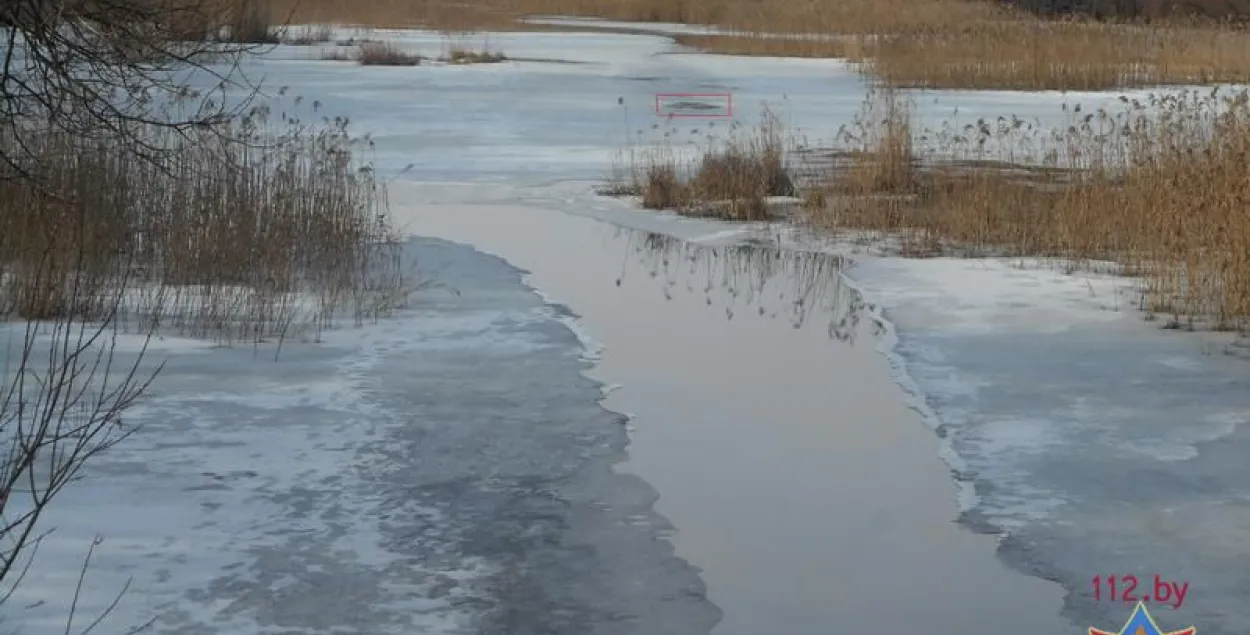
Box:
[609,108,793,221]
[444,48,508,63]
[0,101,411,344]
[357,41,424,65]
[439,31,509,63]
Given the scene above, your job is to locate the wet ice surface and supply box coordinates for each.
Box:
[3,237,719,635]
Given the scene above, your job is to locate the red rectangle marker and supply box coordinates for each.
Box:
[654,93,733,118]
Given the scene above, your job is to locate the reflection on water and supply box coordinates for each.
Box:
[391,191,1070,635]
[613,229,870,342]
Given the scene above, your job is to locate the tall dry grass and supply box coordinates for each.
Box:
[261,0,520,29]
[866,19,1250,90]
[0,103,410,344]
[256,0,1250,91]
[678,18,1250,90]
[802,84,1250,330]
[357,41,424,65]
[222,0,281,42]
[608,107,794,221]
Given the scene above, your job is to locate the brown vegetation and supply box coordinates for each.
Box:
[444,48,508,64]
[672,34,860,60]
[223,0,281,43]
[256,0,1250,90]
[865,20,1250,90]
[261,0,520,29]
[676,18,1250,91]
[0,108,409,342]
[357,41,424,65]
[800,84,1250,330]
[611,109,793,221]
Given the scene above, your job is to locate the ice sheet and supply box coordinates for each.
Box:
[11,21,1250,635]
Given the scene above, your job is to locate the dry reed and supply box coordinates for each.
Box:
[803,84,1250,330]
[444,48,508,64]
[609,107,793,221]
[259,0,1250,91]
[357,42,423,65]
[0,100,411,344]
[223,0,280,43]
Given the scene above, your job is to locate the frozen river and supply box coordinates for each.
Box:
[6,19,1250,635]
[392,192,1067,635]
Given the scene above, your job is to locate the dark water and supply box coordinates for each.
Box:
[397,189,1070,635]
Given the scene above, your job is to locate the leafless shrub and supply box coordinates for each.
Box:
[0,0,276,187]
[0,262,162,629]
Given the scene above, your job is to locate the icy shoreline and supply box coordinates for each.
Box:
[1,237,722,635]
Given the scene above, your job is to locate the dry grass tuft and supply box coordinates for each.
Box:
[357,41,423,65]
[611,108,793,221]
[833,84,916,196]
[639,160,688,211]
[444,48,508,64]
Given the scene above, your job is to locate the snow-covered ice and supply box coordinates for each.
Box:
[7,18,1250,635]
[847,254,1250,633]
[2,239,719,635]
